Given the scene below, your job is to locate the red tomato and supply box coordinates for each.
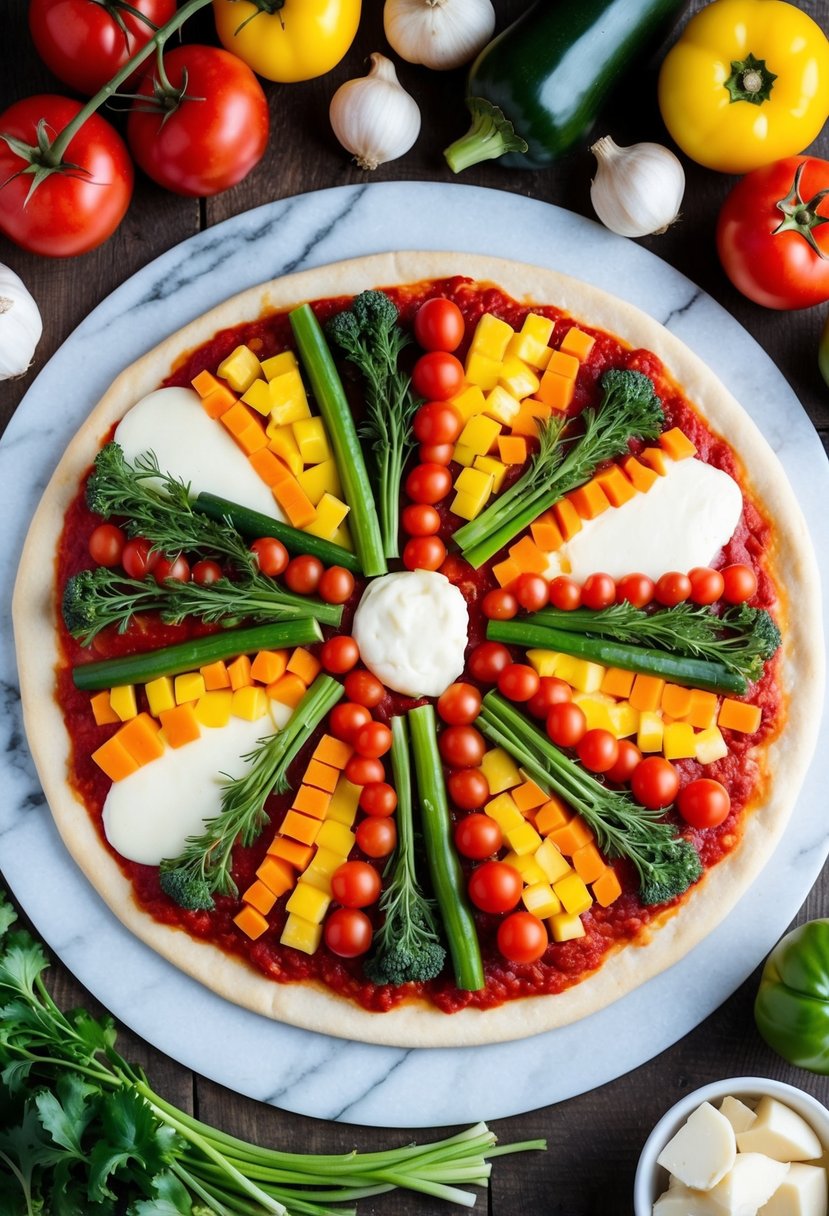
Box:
[329,701,372,742]
[678,778,731,829]
[437,682,481,726]
[716,157,829,310]
[354,721,392,759]
[482,589,518,620]
[546,701,587,749]
[527,677,572,719]
[631,757,680,810]
[127,46,268,197]
[191,559,222,585]
[447,768,490,811]
[411,352,465,401]
[29,0,176,96]
[616,573,655,609]
[413,401,463,444]
[439,725,486,768]
[413,298,465,352]
[356,816,397,858]
[497,911,548,965]
[548,576,581,611]
[250,537,289,578]
[419,442,454,465]
[284,555,324,595]
[0,95,132,256]
[88,523,125,567]
[513,573,549,612]
[721,563,757,604]
[655,571,692,607]
[121,537,158,579]
[344,670,385,708]
[454,812,502,860]
[468,641,511,683]
[405,463,452,504]
[581,572,616,611]
[688,567,725,606]
[154,554,190,584]
[401,503,440,536]
[345,755,386,786]
[497,663,540,703]
[320,635,359,674]
[358,782,397,818]
[576,729,619,774]
[324,907,372,958]
[605,739,642,784]
[468,861,523,914]
[403,535,446,571]
[318,565,355,605]
[331,860,381,909]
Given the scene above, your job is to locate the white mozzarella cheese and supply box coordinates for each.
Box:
[758,1163,828,1216]
[706,1153,789,1215]
[654,1183,719,1214]
[657,1102,737,1191]
[719,1097,757,1136]
[103,711,279,865]
[352,570,468,698]
[737,1098,824,1163]
[114,386,281,518]
[545,458,743,582]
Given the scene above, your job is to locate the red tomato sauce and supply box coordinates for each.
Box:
[54,278,781,1015]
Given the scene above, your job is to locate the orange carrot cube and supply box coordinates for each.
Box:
[559,328,595,362]
[158,704,201,748]
[233,905,269,939]
[661,684,694,719]
[600,668,635,699]
[552,499,583,541]
[191,369,221,397]
[268,837,314,870]
[534,797,571,835]
[567,480,611,520]
[91,690,120,726]
[546,349,580,380]
[511,398,552,436]
[686,689,719,729]
[530,513,565,552]
[548,817,594,856]
[512,780,548,814]
[227,655,253,691]
[267,673,307,708]
[536,373,575,412]
[572,842,606,884]
[256,855,295,894]
[243,880,277,915]
[639,446,670,476]
[718,699,762,734]
[629,674,665,713]
[592,867,622,907]
[201,384,238,420]
[621,455,659,494]
[313,734,353,769]
[117,713,165,766]
[201,660,231,690]
[287,648,322,685]
[292,784,331,820]
[250,650,288,685]
[281,810,322,846]
[272,477,317,529]
[497,435,528,464]
[303,758,340,793]
[91,736,140,782]
[492,557,522,588]
[659,427,697,461]
[594,465,637,507]
[249,449,292,487]
[508,535,548,574]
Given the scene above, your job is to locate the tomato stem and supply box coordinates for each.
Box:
[773,162,829,260]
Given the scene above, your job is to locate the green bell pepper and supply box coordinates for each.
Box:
[755,920,829,1073]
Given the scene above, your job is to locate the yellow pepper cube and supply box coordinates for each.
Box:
[483,385,521,425]
[231,686,269,721]
[695,725,728,765]
[506,331,552,370]
[572,693,615,732]
[174,672,206,705]
[217,344,262,393]
[637,710,664,753]
[285,882,330,924]
[194,690,233,728]
[600,667,635,699]
[548,911,586,943]
[316,819,355,856]
[470,312,514,361]
[330,520,353,551]
[201,660,230,691]
[301,867,332,896]
[608,701,639,739]
[498,355,540,400]
[534,838,572,884]
[241,378,274,417]
[449,490,484,522]
[663,721,696,760]
[268,369,311,425]
[552,654,580,685]
[523,883,561,920]
[302,846,347,894]
[266,423,304,475]
[502,851,548,885]
[280,913,322,954]
[553,872,593,916]
[464,351,502,389]
[505,820,543,856]
[457,413,501,456]
[144,676,175,717]
[304,493,350,541]
[498,434,528,465]
[526,649,564,678]
[451,443,477,468]
[91,691,120,726]
[448,385,486,422]
[559,327,595,362]
[520,313,555,345]
[292,416,332,465]
[479,748,521,794]
[473,455,507,494]
[485,793,523,832]
[261,350,298,380]
[567,659,605,694]
[109,684,137,722]
[297,459,342,505]
[454,465,494,510]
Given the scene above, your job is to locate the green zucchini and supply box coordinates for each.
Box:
[445,0,687,172]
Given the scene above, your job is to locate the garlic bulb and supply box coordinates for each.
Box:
[330,53,421,171]
[384,0,495,71]
[0,263,42,380]
[590,136,685,239]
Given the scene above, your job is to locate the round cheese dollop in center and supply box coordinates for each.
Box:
[352,570,468,698]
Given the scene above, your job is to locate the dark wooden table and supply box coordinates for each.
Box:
[2,2,828,1212]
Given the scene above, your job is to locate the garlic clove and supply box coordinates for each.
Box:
[0,263,42,381]
[330,52,421,171]
[590,135,685,239]
[383,0,496,72]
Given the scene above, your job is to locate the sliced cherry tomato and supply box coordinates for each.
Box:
[581,572,616,611]
[329,701,372,742]
[403,535,446,571]
[468,861,523,914]
[497,911,548,965]
[88,523,125,567]
[447,768,490,811]
[121,537,158,579]
[467,641,511,683]
[482,589,518,620]
[677,778,731,829]
[497,663,540,703]
[616,573,655,609]
[401,503,440,536]
[154,554,190,584]
[324,907,372,958]
[655,571,692,607]
[413,401,463,443]
[605,739,642,784]
[419,442,454,465]
[439,725,486,768]
[331,860,381,908]
[344,670,385,708]
[631,757,680,810]
[721,563,757,604]
[437,683,481,726]
[319,565,354,605]
[512,573,548,612]
[320,635,359,674]
[454,812,502,860]
[284,554,324,595]
[191,559,222,585]
[345,754,386,786]
[353,721,392,759]
[250,536,289,577]
[576,729,619,774]
[405,463,453,504]
[411,351,465,401]
[527,677,572,719]
[548,576,581,611]
[546,701,587,749]
[689,566,725,606]
[358,782,397,818]
[356,816,397,858]
[413,298,465,352]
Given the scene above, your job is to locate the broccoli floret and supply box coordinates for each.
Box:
[726,604,782,663]
[325,308,361,352]
[350,289,399,336]
[638,840,702,906]
[62,570,99,637]
[159,866,214,912]
[363,908,446,987]
[85,442,128,517]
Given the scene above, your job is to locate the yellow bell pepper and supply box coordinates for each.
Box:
[658,0,829,174]
[212,0,361,83]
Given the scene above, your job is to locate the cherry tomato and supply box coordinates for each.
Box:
[411,351,465,401]
[655,571,692,607]
[405,463,453,504]
[689,566,725,606]
[0,95,132,257]
[320,635,359,674]
[497,911,548,965]
[121,537,158,579]
[581,572,616,611]
[467,642,511,683]
[419,442,454,465]
[513,573,549,612]
[546,701,587,749]
[154,554,190,584]
[631,757,680,810]
[677,778,731,829]
[454,812,502,860]
[329,701,372,742]
[344,670,385,708]
[318,565,354,605]
[437,682,481,726]
[331,860,381,909]
[497,663,540,703]
[605,739,642,784]
[576,729,619,774]
[345,755,386,786]
[721,563,758,604]
[127,46,268,197]
[353,721,393,759]
[403,535,447,571]
[88,523,125,567]
[324,907,372,958]
[413,298,465,352]
[447,768,490,811]
[527,677,572,719]
[358,782,397,818]
[401,503,440,536]
[468,861,523,914]
[616,572,655,609]
[548,576,581,611]
[191,559,223,585]
[284,554,324,595]
[356,816,397,858]
[439,725,486,768]
[413,401,463,444]
[482,589,518,620]
[250,537,289,578]
[29,0,176,95]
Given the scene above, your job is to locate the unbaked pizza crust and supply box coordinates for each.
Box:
[12,253,823,1048]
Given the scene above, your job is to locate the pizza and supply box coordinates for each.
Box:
[12,252,823,1049]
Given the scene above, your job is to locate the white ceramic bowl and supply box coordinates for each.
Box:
[633,1075,829,1215]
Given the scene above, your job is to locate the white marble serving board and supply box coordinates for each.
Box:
[1,182,827,1129]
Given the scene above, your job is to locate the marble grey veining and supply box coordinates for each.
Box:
[1,182,827,1129]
